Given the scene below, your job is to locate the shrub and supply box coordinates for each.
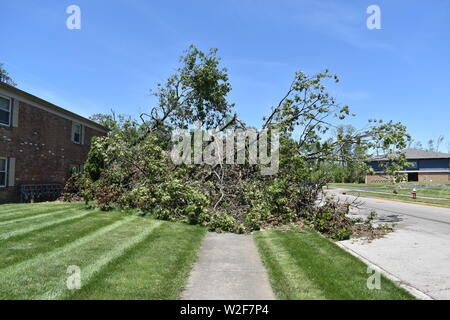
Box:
[208,213,244,233]
[152,179,210,222]
[84,136,107,181]
[59,173,91,203]
[331,226,353,241]
[243,207,270,231]
[119,186,152,210]
[302,200,354,240]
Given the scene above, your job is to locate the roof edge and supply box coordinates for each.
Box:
[367,148,450,161]
[0,82,108,133]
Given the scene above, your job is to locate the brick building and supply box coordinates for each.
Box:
[0,82,107,203]
[366,149,450,184]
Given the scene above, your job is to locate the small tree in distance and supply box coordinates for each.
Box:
[0,63,17,87]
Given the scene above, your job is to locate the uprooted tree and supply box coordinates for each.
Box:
[63,45,411,239]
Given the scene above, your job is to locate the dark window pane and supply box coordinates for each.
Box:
[0,97,9,112]
[73,124,82,143]
[0,172,5,186]
[0,159,5,171]
[0,110,9,124]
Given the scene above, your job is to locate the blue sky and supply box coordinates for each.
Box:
[1,0,449,149]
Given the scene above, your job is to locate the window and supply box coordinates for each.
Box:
[72,123,82,144]
[0,158,7,188]
[0,95,11,126]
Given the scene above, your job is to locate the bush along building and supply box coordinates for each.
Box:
[366,148,450,184]
[0,82,107,203]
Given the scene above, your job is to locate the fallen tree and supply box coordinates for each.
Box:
[64,46,410,240]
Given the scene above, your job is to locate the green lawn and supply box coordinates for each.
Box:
[374,187,450,199]
[328,181,450,189]
[0,202,206,300]
[328,183,450,206]
[346,190,450,206]
[254,229,414,300]
[327,183,377,189]
[0,202,418,300]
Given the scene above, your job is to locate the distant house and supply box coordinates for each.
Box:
[366,148,450,184]
[0,82,108,203]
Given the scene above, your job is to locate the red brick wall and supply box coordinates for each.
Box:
[0,100,105,203]
[418,172,450,183]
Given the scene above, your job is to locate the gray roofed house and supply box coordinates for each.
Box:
[365,148,450,184]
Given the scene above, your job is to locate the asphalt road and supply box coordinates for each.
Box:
[330,189,450,300]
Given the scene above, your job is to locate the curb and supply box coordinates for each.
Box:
[351,193,450,209]
[336,242,434,300]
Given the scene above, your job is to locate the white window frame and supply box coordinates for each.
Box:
[72,122,82,144]
[0,94,11,127]
[0,157,7,188]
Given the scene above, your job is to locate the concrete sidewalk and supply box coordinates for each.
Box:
[181,233,276,300]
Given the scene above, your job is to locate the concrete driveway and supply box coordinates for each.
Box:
[331,189,450,300]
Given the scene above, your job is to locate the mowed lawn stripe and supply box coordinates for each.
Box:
[0,203,81,221]
[40,220,164,300]
[282,231,368,299]
[0,211,125,269]
[254,230,326,299]
[254,230,414,300]
[0,202,67,212]
[283,230,413,299]
[0,216,135,276]
[0,206,85,226]
[275,231,358,300]
[0,209,92,241]
[0,206,84,232]
[0,216,147,299]
[0,202,78,214]
[68,221,207,300]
